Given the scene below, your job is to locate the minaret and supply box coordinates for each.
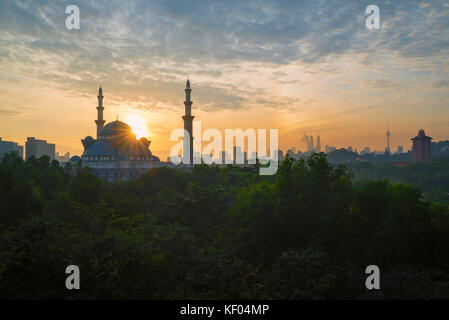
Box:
[95,86,105,138]
[182,79,194,164]
[385,124,391,154]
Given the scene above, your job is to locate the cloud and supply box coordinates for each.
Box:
[362,79,403,89]
[432,80,449,90]
[0,107,21,116]
[0,0,448,114]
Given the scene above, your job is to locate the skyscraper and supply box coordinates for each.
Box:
[182,79,194,164]
[25,137,55,160]
[308,135,314,153]
[315,134,321,152]
[0,137,23,159]
[412,129,432,163]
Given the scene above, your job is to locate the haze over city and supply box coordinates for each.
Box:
[1,0,448,160]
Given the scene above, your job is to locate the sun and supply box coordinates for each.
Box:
[125,114,149,139]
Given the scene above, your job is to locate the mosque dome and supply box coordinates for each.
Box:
[99,120,133,137]
[81,120,160,162]
[69,155,81,162]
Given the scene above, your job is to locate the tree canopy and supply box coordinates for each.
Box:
[1,152,449,299]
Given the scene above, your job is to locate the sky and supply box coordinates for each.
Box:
[0,0,448,160]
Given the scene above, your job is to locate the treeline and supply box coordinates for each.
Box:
[1,152,449,299]
[347,157,449,204]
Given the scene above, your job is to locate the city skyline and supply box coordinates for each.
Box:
[1,1,448,160]
[0,121,434,162]
[0,80,443,160]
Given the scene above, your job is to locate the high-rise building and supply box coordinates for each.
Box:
[397,146,403,154]
[385,125,391,154]
[412,129,432,163]
[182,79,194,164]
[308,136,314,153]
[315,134,321,152]
[0,137,24,159]
[25,137,55,160]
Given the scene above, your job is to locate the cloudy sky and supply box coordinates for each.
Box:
[0,0,448,158]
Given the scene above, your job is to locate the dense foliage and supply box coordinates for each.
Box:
[1,152,449,299]
[347,157,449,205]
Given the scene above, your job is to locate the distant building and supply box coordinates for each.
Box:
[347,146,353,152]
[412,129,432,163]
[360,146,370,155]
[220,150,232,164]
[25,137,55,160]
[249,151,258,163]
[397,146,403,154]
[308,136,314,153]
[0,137,24,159]
[315,134,321,152]
[325,145,336,153]
[385,125,391,154]
[286,149,296,159]
[55,152,70,163]
[233,145,244,164]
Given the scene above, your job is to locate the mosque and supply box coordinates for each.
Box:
[79,86,162,182]
[76,80,195,181]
